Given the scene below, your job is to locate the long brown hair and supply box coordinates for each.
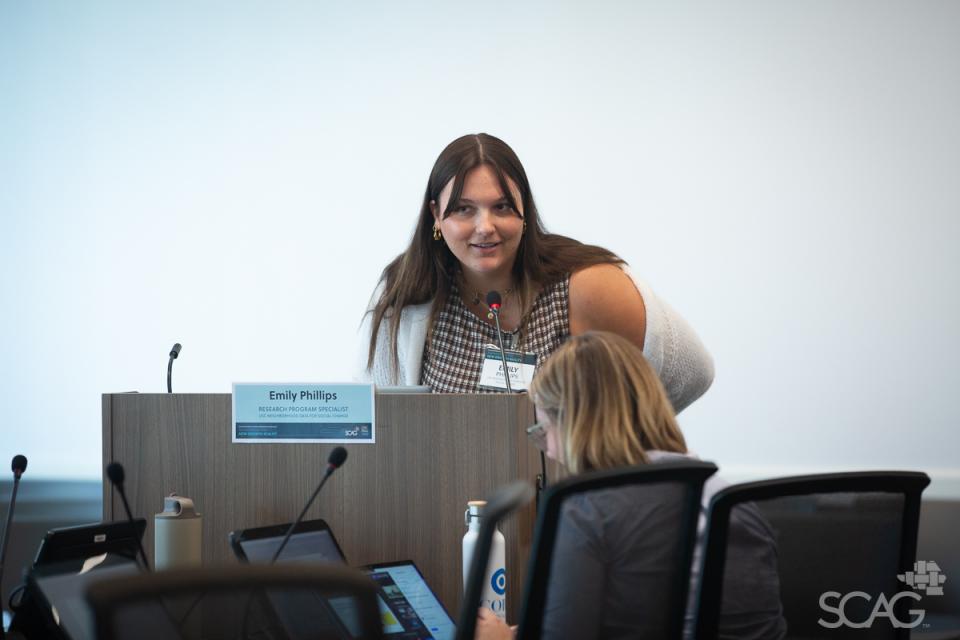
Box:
[530,331,687,474]
[366,133,624,374]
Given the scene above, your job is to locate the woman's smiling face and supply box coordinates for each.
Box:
[431,164,524,284]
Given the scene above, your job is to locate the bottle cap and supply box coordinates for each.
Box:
[465,500,487,525]
[156,493,201,519]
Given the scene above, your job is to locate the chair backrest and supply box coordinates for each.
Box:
[455,480,535,640]
[85,563,384,640]
[516,460,719,640]
[694,471,930,640]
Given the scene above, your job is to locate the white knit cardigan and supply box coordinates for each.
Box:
[354,270,714,414]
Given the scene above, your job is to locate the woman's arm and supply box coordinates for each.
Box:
[569,263,647,349]
[569,264,714,413]
[353,281,433,386]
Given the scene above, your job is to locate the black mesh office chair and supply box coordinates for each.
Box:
[85,563,385,640]
[515,460,719,640]
[455,480,535,640]
[694,471,931,640]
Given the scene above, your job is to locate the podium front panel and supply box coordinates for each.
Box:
[102,392,541,620]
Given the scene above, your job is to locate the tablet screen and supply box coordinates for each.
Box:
[231,519,347,565]
[240,528,346,565]
[363,562,455,640]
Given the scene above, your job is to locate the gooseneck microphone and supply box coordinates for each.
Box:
[270,447,348,563]
[0,455,27,639]
[485,291,513,393]
[106,462,150,571]
[167,343,181,393]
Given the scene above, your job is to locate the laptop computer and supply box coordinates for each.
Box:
[229,520,456,639]
[363,561,456,640]
[9,520,149,639]
[33,518,147,569]
[230,518,348,565]
[27,555,144,640]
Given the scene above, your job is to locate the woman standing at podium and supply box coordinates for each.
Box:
[356,133,713,412]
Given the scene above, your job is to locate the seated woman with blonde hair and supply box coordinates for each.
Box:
[476,331,786,640]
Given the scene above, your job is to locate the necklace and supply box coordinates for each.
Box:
[467,286,515,308]
[469,287,515,320]
[456,275,517,319]
[457,280,525,348]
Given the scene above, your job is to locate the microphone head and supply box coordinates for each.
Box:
[169,343,182,359]
[327,446,348,469]
[12,454,27,475]
[485,290,502,311]
[106,462,125,485]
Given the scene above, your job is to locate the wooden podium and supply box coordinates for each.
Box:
[101,392,542,619]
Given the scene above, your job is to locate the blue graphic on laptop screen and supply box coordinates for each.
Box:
[328,564,454,639]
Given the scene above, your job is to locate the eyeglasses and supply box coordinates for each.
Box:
[526,422,547,438]
[526,422,549,451]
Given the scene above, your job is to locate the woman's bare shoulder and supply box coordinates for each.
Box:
[569,264,646,349]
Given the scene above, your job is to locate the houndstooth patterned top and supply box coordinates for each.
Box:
[420,276,571,393]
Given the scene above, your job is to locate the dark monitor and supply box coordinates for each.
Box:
[33,519,147,570]
[229,518,347,565]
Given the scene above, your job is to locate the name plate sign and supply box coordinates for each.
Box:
[232,383,375,444]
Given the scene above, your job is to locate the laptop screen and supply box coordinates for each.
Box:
[363,562,455,640]
[230,521,455,639]
[34,519,147,569]
[231,519,347,565]
[239,528,346,564]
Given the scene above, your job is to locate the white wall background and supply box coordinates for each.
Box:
[2,1,958,495]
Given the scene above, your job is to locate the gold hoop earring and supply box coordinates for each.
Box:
[433,225,442,241]
[523,220,527,233]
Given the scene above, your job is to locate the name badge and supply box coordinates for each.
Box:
[479,345,537,392]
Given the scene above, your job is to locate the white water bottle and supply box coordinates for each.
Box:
[154,494,202,570]
[462,500,507,619]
